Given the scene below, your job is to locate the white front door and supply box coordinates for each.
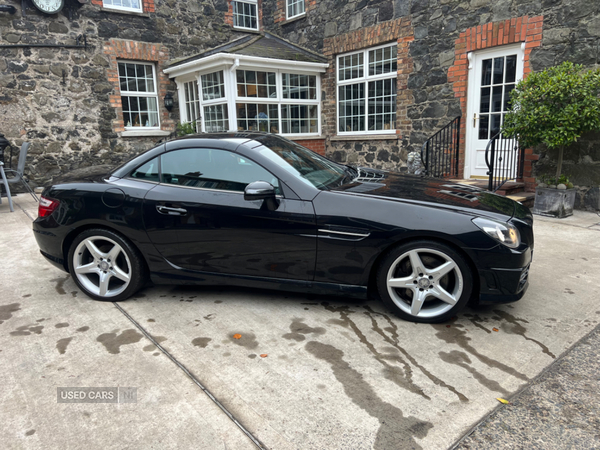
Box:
[465,44,524,179]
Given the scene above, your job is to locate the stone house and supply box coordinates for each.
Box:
[0,0,599,207]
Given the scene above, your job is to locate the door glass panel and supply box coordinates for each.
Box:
[161,149,279,192]
[504,84,515,111]
[479,87,490,113]
[492,86,503,112]
[481,59,492,86]
[493,57,504,84]
[505,55,517,83]
[478,115,489,140]
[491,114,501,137]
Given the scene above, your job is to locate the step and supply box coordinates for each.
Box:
[507,192,535,208]
[495,182,525,196]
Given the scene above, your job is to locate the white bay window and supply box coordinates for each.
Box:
[172,57,325,137]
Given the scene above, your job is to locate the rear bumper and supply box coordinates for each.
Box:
[39,250,68,272]
[33,221,68,272]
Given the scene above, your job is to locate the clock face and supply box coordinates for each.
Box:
[31,0,64,14]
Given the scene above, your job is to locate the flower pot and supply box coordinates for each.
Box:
[532,187,576,218]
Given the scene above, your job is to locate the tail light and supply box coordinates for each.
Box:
[38,196,60,218]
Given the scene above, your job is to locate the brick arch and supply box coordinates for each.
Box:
[448,15,544,190]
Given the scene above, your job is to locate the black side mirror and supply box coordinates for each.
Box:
[244,181,279,210]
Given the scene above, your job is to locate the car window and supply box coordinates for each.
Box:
[130,157,160,182]
[160,148,280,194]
[255,136,347,190]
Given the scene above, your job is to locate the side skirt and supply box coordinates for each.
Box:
[149,267,367,299]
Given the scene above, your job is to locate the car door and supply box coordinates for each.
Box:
[142,147,317,281]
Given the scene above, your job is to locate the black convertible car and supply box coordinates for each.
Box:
[33,132,533,323]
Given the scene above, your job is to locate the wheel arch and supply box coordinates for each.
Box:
[61,224,151,277]
[367,234,481,304]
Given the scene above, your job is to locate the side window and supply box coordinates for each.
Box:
[160,148,280,193]
[130,157,159,182]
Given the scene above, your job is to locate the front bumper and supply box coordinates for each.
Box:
[469,244,533,305]
[477,264,530,304]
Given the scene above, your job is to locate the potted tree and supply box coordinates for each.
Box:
[503,61,600,218]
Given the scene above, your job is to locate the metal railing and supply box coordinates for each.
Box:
[420,116,461,178]
[485,132,525,191]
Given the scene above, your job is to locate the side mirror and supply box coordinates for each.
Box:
[244,181,279,210]
[244,181,276,201]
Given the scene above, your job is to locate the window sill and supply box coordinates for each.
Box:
[121,130,172,137]
[281,13,306,25]
[100,7,149,17]
[286,135,324,141]
[232,26,261,34]
[331,134,398,141]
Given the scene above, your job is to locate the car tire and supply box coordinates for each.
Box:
[376,240,473,323]
[68,228,146,302]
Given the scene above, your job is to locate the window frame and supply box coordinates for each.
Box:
[118,60,161,130]
[286,0,305,20]
[232,0,259,31]
[102,0,143,13]
[336,42,398,136]
[182,79,201,132]
[177,65,321,138]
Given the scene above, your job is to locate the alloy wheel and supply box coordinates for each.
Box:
[386,248,464,320]
[72,236,132,298]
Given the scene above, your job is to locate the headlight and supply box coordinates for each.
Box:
[472,217,521,249]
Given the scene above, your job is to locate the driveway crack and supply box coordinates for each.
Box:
[112,302,268,450]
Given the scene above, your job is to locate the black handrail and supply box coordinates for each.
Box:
[420,116,461,178]
[485,132,524,191]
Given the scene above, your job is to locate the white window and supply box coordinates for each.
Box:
[233,0,258,30]
[286,0,305,19]
[200,71,229,132]
[183,81,201,132]
[103,0,143,13]
[337,43,398,134]
[179,68,320,136]
[234,70,319,135]
[119,61,160,129]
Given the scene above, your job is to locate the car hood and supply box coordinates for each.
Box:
[50,165,115,185]
[332,169,517,219]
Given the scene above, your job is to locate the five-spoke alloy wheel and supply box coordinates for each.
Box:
[68,229,145,301]
[377,240,473,323]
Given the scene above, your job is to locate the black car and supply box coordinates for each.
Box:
[33,132,533,323]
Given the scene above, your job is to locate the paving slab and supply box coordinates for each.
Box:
[0,197,256,450]
[1,195,599,449]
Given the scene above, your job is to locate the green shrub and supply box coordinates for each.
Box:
[503,61,600,181]
[176,122,197,136]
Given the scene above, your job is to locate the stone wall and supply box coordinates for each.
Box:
[264,0,600,189]
[1,0,599,196]
[0,0,235,188]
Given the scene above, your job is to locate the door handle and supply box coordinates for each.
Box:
[473,113,478,128]
[156,205,187,215]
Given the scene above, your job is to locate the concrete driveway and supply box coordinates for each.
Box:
[1,195,599,449]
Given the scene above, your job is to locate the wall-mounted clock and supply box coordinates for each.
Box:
[31,0,64,14]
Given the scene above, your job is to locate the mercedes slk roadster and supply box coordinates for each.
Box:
[33,132,533,323]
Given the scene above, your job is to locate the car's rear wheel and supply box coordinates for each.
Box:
[68,229,145,302]
[376,240,473,323]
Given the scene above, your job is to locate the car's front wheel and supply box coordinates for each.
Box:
[68,228,145,302]
[376,240,473,323]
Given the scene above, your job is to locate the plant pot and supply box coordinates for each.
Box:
[532,187,576,218]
